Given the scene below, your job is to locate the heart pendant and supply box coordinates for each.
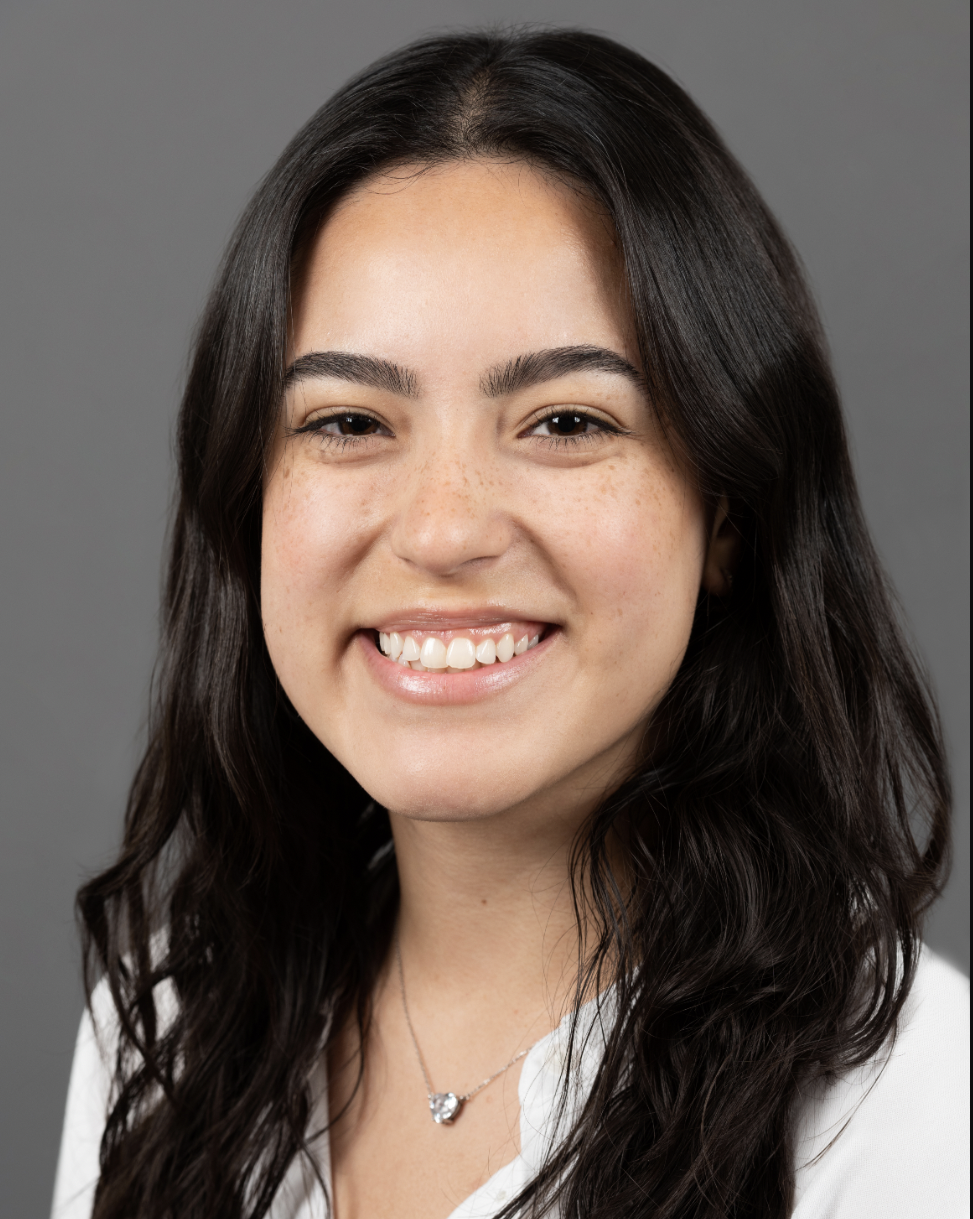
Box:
[429,1092,462,1124]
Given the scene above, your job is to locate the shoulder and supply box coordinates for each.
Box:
[792,947,970,1218]
[51,962,179,1219]
[50,979,119,1219]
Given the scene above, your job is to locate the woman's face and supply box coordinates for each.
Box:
[263,160,716,824]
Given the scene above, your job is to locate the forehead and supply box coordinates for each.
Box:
[289,160,633,366]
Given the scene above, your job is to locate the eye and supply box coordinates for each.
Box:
[292,411,391,443]
[524,409,622,443]
[318,413,385,436]
[532,412,596,437]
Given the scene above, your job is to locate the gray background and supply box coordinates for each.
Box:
[0,1,967,1214]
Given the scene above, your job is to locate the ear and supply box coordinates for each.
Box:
[701,495,740,597]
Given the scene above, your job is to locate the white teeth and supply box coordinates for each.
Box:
[496,633,515,663]
[379,627,544,669]
[419,637,448,669]
[445,637,476,669]
[475,638,497,665]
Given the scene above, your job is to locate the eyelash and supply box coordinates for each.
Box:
[290,414,389,449]
[523,410,624,449]
[292,409,624,450]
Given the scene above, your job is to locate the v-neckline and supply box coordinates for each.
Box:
[292,990,612,1219]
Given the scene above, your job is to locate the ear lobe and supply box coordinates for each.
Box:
[701,496,740,597]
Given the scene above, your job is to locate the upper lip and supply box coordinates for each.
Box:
[363,607,554,632]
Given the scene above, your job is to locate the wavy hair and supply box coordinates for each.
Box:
[78,28,950,1218]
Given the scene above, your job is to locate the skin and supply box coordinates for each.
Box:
[262,160,736,1218]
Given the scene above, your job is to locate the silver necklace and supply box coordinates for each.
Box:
[396,939,540,1124]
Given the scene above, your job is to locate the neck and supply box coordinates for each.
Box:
[389,795,593,1028]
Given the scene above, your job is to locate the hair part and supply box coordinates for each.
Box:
[79,26,949,1219]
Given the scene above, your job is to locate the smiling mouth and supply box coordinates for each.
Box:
[374,622,548,672]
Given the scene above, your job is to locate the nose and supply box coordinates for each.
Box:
[388,451,513,577]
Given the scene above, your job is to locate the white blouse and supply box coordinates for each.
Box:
[52,948,969,1218]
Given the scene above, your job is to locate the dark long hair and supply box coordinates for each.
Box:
[78,28,950,1219]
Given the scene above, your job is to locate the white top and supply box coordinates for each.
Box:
[52,948,970,1218]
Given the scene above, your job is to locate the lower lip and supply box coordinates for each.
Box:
[357,628,558,705]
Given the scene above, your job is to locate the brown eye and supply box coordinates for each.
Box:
[524,410,622,446]
[294,410,392,445]
[546,412,589,436]
[531,411,599,438]
[327,413,381,435]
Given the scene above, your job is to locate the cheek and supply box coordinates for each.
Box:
[538,461,705,651]
[260,458,369,669]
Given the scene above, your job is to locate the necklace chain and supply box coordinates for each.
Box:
[395,939,540,1118]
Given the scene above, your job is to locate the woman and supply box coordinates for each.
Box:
[52,27,968,1219]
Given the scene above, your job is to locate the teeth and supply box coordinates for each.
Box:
[376,627,546,670]
[419,637,448,669]
[445,637,476,669]
[475,638,496,665]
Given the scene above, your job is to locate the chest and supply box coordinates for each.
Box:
[326,1014,529,1219]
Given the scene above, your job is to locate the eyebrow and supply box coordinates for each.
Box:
[481,345,643,397]
[282,344,642,400]
[283,351,419,397]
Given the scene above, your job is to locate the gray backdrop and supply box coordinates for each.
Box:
[1,1,967,1214]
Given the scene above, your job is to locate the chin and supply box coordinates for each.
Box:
[354,766,541,824]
